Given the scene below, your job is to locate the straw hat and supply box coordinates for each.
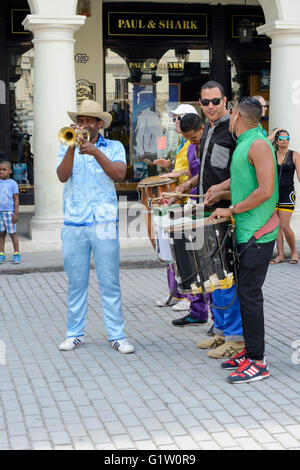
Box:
[68,99,112,129]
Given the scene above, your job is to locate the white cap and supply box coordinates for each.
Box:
[170,104,198,115]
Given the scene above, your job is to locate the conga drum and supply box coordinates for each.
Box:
[167,216,236,294]
[137,175,178,249]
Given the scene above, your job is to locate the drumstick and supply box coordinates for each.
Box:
[152,192,205,200]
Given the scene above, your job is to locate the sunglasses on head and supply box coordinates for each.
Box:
[278,136,290,141]
[200,98,222,106]
[172,116,182,122]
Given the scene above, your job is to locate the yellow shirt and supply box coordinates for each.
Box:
[174,140,190,184]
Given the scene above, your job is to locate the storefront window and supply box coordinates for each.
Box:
[228,54,270,133]
[105,48,210,180]
[9,47,34,188]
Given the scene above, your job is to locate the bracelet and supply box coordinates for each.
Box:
[229,204,237,215]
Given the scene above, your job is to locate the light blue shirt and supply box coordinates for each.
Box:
[57,134,126,225]
[0,179,19,212]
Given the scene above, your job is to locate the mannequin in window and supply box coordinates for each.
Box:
[133,92,163,162]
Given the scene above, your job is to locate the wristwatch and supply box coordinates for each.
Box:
[229,204,237,215]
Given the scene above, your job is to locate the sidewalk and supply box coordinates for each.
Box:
[2,207,300,275]
[0,206,162,274]
[0,262,300,450]
[1,208,300,450]
[0,246,162,274]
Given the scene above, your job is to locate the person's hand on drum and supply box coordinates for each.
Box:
[153,159,171,170]
[207,207,232,221]
[159,170,185,179]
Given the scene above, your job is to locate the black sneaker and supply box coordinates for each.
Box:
[172,314,207,327]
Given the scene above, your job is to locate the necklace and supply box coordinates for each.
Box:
[278,151,287,162]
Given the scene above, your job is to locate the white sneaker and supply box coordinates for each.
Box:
[59,336,84,351]
[111,339,135,354]
[156,296,178,307]
[172,299,190,311]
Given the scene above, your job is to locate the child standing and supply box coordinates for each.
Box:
[0,161,21,264]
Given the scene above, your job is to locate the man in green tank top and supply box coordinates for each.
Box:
[206,97,279,384]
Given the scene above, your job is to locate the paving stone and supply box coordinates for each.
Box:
[211,431,237,448]
[10,436,31,450]
[1,265,300,450]
[31,441,52,450]
[272,433,300,449]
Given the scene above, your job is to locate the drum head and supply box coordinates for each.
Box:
[137,175,177,188]
[167,216,231,234]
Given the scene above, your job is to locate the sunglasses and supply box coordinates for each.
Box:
[278,136,290,141]
[172,116,182,122]
[200,98,222,106]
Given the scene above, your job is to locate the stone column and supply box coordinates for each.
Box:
[258,21,300,237]
[23,15,85,244]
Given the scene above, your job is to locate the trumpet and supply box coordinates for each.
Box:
[58,126,90,147]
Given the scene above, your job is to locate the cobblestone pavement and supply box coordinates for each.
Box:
[0,263,300,450]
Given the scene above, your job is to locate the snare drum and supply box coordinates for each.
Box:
[152,203,205,263]
[137,175,178,248]
[168,216,236,294]
[152,204,180,262]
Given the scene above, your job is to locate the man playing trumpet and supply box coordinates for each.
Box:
[57,99,134,354]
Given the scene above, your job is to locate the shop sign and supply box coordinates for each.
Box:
[108,12,208,37]
[129,61,184,71]
[76,80,96,105]
[11,9,30,34]
[232,15,265,39]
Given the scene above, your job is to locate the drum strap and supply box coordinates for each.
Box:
[237,211,279,259]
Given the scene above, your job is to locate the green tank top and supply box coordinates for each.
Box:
[230,128,279,244]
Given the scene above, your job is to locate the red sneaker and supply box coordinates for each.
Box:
[221,349,246,370]
[227,358,270,384]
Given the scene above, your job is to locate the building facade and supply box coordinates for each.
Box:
[1,0,300,244]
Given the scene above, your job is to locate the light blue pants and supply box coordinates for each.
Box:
[62,223,125,341]
[211,285,244,342]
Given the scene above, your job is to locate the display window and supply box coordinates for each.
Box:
[105,48,210,181]
[8,46,34,199]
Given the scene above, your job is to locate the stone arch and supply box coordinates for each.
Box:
[259,0,300,24]
[26,0,78,16]
[259,0,282,24]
